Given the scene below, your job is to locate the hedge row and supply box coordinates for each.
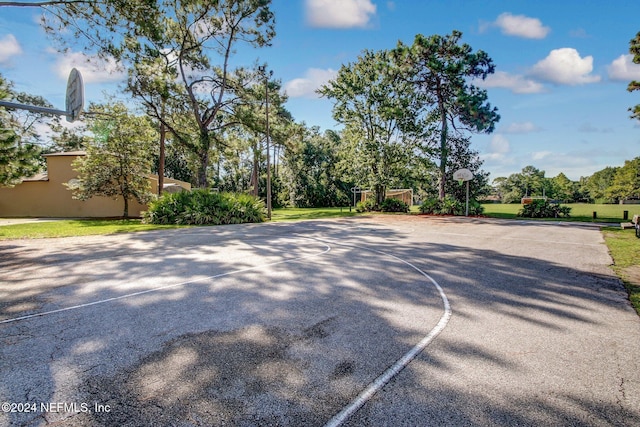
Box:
[356,198,410,213]
[143,189,266,225]
[517,199,571,218]
[419,197,484,216]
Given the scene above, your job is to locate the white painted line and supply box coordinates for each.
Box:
[0,239,331,325]
[308,238,451,427]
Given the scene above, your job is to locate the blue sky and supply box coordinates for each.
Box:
[1,0,640,181]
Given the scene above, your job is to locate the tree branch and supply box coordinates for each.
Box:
[0,0,92,6]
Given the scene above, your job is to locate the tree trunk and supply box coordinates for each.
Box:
[123,196,129,219]
[375,183,386,206]
[250,144,259,197]
[195,129,212,188]
[197,151,208,188]
[438,99,448,201]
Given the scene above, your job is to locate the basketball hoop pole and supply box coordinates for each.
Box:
[465,180,469,216]
[0,100,67,117]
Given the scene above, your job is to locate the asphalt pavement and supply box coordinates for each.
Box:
[1,216,638,426]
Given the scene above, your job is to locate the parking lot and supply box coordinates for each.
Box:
[1,216,639,426]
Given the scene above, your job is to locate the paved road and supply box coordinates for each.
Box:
[1,216,639,426]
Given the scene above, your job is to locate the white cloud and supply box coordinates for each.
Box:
[570,28,589,38]
[305,0,377,29]
[284,68,337,98]
[489,134,510,154]
[491,12,550,39]
[52,50,124,84]
[607,54,640,81]
[475,71,544,94]
[530,48,601,85]
[501,121,542,134]
[578,123,614,133]
[532,151,552,161]
[482,134,512,162]
[0,34,22,64]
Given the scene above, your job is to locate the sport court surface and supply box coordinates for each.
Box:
[1,216,639,426]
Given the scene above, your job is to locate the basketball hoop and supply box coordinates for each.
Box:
[65,68,84,122]
[453,168,473,182]
[0,68,84,122]
[453,168,474,216]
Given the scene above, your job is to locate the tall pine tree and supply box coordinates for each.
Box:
[0,74,40,187]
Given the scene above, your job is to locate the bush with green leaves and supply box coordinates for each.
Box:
[517,199,571,218]
[419,197,484,216]
[418,198,439,214]
[381,198,410,213]
[356,197,410,213]
[355,198,378,213]
[143,189,266,225]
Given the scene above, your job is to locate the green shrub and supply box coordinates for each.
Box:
[356,197,410,213]
[438,197,463,215]
[380,198,410,213]
[420,197,484,216]
[419,198,440,214]
[355,198,378,213]
[143,189,266,225]
[517,199,571,218]
[468,200,485,216]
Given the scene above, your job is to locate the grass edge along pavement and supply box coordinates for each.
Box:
[481,202,636,223]
[602,227,640,316]
[0,219,189,239]
[1,206,638,316]
[0,207,361,239]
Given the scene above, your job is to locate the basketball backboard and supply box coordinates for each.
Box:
[0,68,84,122]
[65,68,84,122]
[453,168,473,182]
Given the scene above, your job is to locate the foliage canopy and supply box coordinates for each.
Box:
[392,31,500,199]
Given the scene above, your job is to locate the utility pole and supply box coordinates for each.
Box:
[158,121,165,196]
[262,68,272,220]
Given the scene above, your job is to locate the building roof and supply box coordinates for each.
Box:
[43,151,86,157]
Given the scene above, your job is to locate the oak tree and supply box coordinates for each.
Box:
[22,0,275,188]
[319,49,427,205]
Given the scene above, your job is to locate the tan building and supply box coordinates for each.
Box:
[0,151,191,218]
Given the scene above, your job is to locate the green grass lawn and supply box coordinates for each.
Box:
[271,206,360,222]
[0,220,186,240]
[482,203,639,223]
[0,208,360,239]
[602,227,640,315]
[2,204,634,239]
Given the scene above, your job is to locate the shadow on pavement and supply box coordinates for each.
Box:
[1,218,638,426]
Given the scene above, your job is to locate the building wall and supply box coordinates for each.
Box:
[0,153,190,218]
